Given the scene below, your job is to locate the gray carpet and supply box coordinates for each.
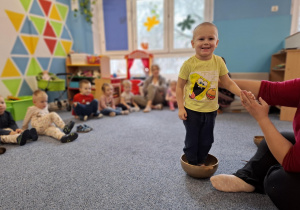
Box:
[0,108,292,209]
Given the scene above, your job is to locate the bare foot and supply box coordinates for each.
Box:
[143,106,151,113]
[210,174,255,192]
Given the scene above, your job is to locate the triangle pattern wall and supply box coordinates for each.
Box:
[1,0,73,97]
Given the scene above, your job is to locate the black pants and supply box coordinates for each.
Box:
[234,132,300,210]
[183,108,217,165]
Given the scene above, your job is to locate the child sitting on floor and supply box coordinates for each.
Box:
[0,95,38,147]
[22,90,78,143]
[72,79,103,121]
[117,80,140,112]
[165,80,177,111]
[99,83,129,116]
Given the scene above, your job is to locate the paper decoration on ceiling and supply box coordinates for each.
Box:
[144,16,160,31]
[177,15,195,31]
[2,0,73,97]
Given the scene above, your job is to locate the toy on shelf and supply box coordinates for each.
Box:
[124,50,153,80]
[124,50,153,95]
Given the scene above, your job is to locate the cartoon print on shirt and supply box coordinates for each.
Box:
[189,73,211,101]
[206,88,216,100]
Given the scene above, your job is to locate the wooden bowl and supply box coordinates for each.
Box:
[253,136,264,147]
[180,154,219,179]
[0,147,6,154]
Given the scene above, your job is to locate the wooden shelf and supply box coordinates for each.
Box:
[65,56,111,104]
[269,49,300,121]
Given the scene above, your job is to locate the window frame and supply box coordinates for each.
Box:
[96,0,214,58]
[290,0,300,35]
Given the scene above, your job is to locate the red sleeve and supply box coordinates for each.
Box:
[260,79,300,172]
[258,79,300,107]
[282,138,300,172]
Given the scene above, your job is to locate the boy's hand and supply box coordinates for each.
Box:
[9,131,18,135]
[178,107,187,120]
[15,129,23,133]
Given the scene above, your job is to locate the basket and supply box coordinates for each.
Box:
[5,96,33,121]
[37,73,65,91]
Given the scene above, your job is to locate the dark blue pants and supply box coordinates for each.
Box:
[183,107,217,165]
[73,100,98,117]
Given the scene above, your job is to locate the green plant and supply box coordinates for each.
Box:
[73,0,97,24]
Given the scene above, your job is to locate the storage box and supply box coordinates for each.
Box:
[5,96,33,121]
[87,55,100,64]
[285,32,300,49]
[70,53,87,65]
[69,81,79,88]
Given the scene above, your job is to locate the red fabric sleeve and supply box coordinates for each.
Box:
[259,79,300,172]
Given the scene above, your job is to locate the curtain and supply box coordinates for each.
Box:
[127,58,134,79]
[141,58,150,76]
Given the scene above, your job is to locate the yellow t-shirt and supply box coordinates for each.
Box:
[178,55,228,112]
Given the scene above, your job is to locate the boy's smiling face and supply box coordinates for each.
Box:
[191,24,219,60]
[79,82,92,96]
[0,96,6,115]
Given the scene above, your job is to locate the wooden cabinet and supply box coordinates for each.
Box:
[65,56,110,105]
[269,49,300,121]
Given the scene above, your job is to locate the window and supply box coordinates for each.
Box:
[97,0,213,78]
[132,0,213,54]
[290,0,300,34]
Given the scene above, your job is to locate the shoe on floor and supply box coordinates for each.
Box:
[63,121,75,134]
[77,125,92,133]
[121,110,129,115]
[17,130,30,146]
[154,104,163,110]
[109,112,116,117]
[94,112,103,118]
[29,128,38,141]
[0,147,6,155]
[79,115,88,121]
[60,132,78,143]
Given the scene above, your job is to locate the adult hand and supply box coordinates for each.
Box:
[178,107,187,120]
[241,90,269,122]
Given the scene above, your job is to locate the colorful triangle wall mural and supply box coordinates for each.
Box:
[1,0,73,97]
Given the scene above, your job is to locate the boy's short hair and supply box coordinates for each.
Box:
[33,90,47,101]
[193,22,218,39]
[101,83,111,92]
[122,80,132,87]
[79,79,91,88]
